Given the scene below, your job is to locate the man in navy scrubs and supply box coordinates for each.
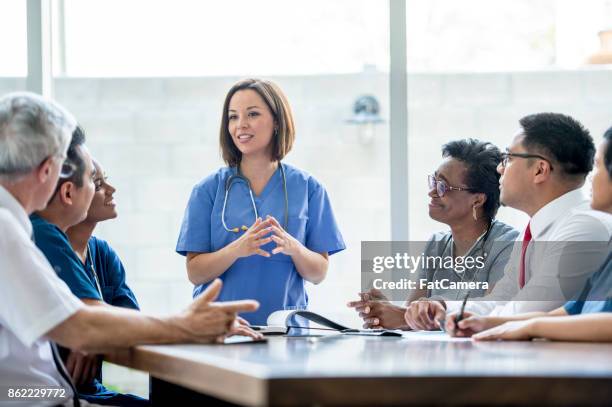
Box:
[31,126,147,406]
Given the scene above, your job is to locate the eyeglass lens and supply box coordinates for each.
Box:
[428,175,447,197]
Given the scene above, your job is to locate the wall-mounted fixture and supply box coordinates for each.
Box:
[346,95,385,144]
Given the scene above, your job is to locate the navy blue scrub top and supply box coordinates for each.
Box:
[564,252,612,315]
[176,163,346,325]
[30,214,139,309]
[30,214,141,403]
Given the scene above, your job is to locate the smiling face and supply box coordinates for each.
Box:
[591,140,612,213]
[428,157,477,225]
[227,89,276,160]
[84,160,117,223]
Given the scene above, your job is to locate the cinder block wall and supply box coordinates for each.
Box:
[2,69,611,395]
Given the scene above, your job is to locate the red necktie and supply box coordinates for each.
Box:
[519,222,532,289]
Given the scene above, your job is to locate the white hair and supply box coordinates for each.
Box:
[0,92,76,182]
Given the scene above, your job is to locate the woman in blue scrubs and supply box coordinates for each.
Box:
[176,78,346,325]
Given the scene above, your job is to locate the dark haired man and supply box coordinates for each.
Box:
[447,126,612,341]
[30,127,148,405]
[411,113,612,330]
[32,126,95,240]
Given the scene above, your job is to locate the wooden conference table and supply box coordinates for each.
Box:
[107,332,612,406]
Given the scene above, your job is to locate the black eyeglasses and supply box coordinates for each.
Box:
[500,152,553,170]
[428,175,475,197]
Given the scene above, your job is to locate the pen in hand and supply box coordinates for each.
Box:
[453,292,470,334]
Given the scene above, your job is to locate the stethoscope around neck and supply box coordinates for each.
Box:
[86,246,103,297]
[221,161,289,233]
[439,220,494,299]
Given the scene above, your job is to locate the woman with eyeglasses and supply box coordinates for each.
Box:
[176,78,346,325]
[349,139,518,330]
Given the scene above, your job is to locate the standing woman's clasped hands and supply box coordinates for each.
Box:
[230,217,274,258]
[266,215,301,256]
[230,215,303,258]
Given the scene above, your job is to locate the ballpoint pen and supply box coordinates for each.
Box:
[454,292,470,327]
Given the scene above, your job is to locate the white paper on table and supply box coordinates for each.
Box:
[401,331,472,342]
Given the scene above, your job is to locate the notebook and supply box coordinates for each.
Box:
[251,310,402,337]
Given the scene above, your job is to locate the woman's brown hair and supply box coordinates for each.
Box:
[219,78,295,167]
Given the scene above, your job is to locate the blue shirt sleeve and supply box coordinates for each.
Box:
[305,177,346,255]
[564,252,612,315]
[92,238,139,310]
[32,220,102,301]
[564,272,592,315]
[176,176,216,256]
[563,299,584,315]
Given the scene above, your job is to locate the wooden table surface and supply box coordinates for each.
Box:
[107,332,612,406]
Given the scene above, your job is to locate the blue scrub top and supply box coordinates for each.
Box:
[86,236,140,310]
[30,214,139,309]
[176,163,346,324]
[564,252,612,315]
[30,214,142,403]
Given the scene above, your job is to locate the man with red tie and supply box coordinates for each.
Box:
[404,112,612,330]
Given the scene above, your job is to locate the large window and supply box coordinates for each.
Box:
[62,0,388,76]
[405,0,611,72]
[0,2,27,76]
[405,0,612,240]
[59,0,612,77]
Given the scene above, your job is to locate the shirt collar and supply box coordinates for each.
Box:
[530,188,588,239]
[0,184,33,237]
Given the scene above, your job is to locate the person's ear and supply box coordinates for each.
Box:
[472,193,487,209]
[58,182,74,206]
[533,160,552,184]
[36,156,55,184]
[472,193,486,221]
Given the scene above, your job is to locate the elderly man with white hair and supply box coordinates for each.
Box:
[0,92,260,407]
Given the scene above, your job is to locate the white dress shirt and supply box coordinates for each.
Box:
[448,188,612,316]
[0,185,83,406]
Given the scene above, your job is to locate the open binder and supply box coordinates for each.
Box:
[252,310,402,337]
